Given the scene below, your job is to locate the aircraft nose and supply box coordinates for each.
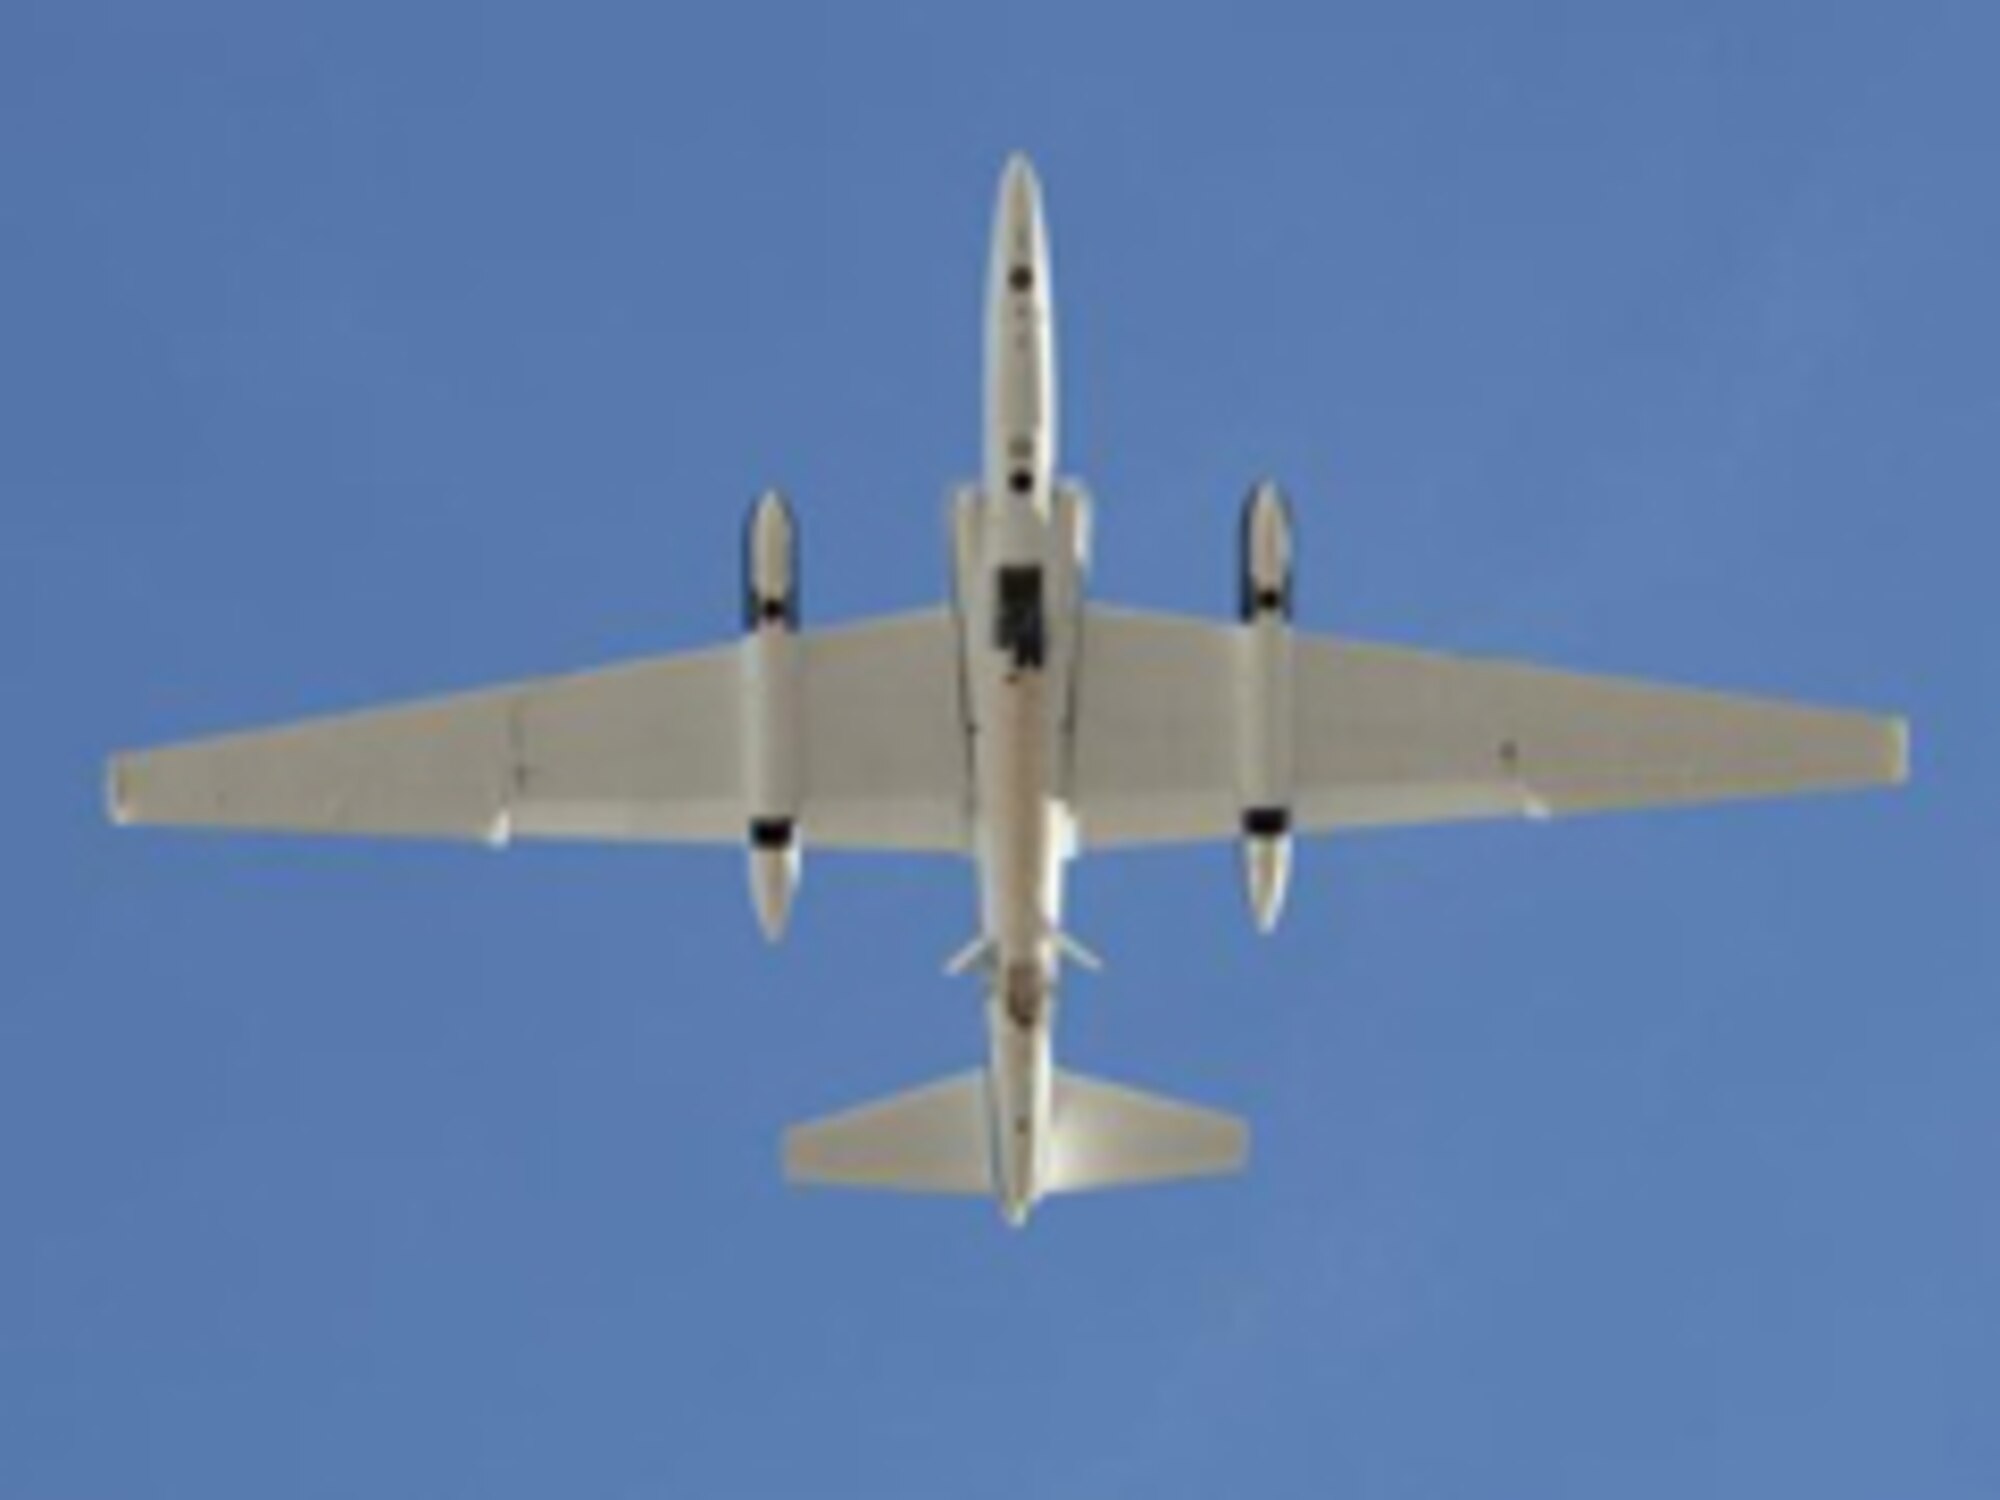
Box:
[1002,152,1041,210]
[993,152,1049,296]
[998,153,1044,246]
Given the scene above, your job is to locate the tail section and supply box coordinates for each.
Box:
[783,1068,1247,1205]
[1049,1071,1248,1193]
[784,1071,992,1194]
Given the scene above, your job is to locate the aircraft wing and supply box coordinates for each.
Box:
[108,610,969,854]
[1069,607,1908,849]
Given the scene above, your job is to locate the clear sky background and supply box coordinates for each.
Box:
[3,2,1994,1496]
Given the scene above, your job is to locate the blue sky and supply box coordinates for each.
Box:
[3,1,1995,1495]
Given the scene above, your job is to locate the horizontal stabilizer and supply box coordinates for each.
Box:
[783,1068,1248,1206]
[1049,1072,1248,1193]
[784,1071,991,1195]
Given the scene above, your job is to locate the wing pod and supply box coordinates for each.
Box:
[742,490,802,939]
[1237,481,1296,932]
[1238,477,1294,625]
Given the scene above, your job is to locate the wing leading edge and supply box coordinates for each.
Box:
[107,610,969,854]
[1070,606,1907,850]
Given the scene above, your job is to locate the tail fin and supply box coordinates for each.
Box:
[783,1068,1248,1200]
[784,1071,992,1194]
[1049,1071,1248,1193]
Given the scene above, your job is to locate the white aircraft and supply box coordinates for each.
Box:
[108,156,1907,1225]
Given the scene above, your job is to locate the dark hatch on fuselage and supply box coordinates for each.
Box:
[993,565,1047,672]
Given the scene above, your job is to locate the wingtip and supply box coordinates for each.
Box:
[1888,716,1913,786]
[104,754,134,827]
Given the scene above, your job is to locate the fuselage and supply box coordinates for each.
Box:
[957,155,1076,1225]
